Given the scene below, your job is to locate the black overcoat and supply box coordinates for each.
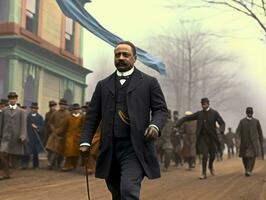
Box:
[81,68,168,179]
[176,109,225,154]
[236,118,263,157]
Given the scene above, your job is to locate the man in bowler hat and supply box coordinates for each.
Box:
[236,107,263,176]
[0,92,27,179]
[45,99,69,169]
[26,102,44,169]
[80,41,168,199]
[176,98,225,179]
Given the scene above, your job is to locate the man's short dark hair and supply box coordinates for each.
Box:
[116,41,137,56]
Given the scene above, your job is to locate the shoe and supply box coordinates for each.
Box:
[245,172,252,177]
[61,167,73,172]
[199,174,207,180]
[209,168,215,176]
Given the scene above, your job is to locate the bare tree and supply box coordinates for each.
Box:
[150,22,237,113]
[202,0,266,34]
[164,0,266,38]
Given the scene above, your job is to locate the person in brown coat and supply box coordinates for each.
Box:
[43,100,57,168]
[62,103,84,171]
[180,111,197,170]
[46,99,69,169]
[43,101,57,146]
[0,92,27,179]
[236,107,263,177]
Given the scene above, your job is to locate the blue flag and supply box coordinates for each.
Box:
[56,0,166,75]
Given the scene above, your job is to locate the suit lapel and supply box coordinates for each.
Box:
[106,72,116,96]
[127,68,143,93]
[7,107,15,117]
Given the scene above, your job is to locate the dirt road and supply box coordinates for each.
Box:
[1,157,266,200]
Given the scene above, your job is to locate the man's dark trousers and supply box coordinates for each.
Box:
[106,137,144,200]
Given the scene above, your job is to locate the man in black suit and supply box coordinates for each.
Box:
[236,107,263,177]
[80,41,168,199]
[176,98,225,179]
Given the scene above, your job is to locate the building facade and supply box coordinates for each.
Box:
[0,0,91,114]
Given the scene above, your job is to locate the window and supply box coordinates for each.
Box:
[0,59,7,98]
[25,0,38,33]
[65,17,75,53]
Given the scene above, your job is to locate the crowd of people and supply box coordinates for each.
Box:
[0,41,264,200]
[0,92,99,180]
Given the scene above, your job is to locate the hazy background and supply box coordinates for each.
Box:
[82,0,266,133]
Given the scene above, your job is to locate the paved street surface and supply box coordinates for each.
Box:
[1,157,266,200]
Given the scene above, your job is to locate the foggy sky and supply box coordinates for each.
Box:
[83,0,266,133]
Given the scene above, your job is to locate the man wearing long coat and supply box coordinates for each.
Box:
[43,100,57,146]
[236,107,263,176]
[80,41,168,200]
[46,99,69,169]
[225,127,235,158]
[27,102,44,168]
[176,98,225,179]
[180,111,197,170]
[0,92,27,179]
[160,110,174,171]
[63,103,84,171]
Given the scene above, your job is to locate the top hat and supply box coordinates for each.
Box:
[201,97,209,104]
[59,98,67,105]
[71,103,81,110]
[30,102,39,109]
[49,100,57,107]
[7,92,18,99]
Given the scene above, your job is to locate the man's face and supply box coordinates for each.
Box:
[72,109,81,114]
[114,44,136,72]
[9,98,17,105]
[31,108,38,113]
[50,105,57,111]
[246,111,253,118]
[201,102,209,111]
[59,104,67,110]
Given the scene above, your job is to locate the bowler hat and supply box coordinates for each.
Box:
[201,97,209,104]
[72,103,81,110]
[30,102,39,109]
[49,100,57,107]
[246,107,253,114]
[7,92,18,99]
[59,98,67,105]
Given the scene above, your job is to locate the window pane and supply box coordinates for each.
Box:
[65,17,73,35]
[26,0,36,13]
[0,59,7,97]
[26,10,34,19]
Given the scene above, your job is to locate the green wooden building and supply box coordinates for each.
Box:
[0,0,91,113]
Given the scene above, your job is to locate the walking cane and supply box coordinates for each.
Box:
[84,157,91,200]
[32,128,48,153]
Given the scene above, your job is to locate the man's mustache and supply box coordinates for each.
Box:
[116,61,128,66]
